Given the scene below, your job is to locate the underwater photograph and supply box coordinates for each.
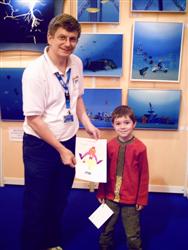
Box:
[74,33,123,77]
[131,21,184,82]
[80,88,122,128]
[131,0,186,12]
[77,0,119,23]
[0,68,25,121]
[0,0,63,51]
[128,89,181,130]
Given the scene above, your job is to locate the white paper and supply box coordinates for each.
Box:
[88,203,114,229]
[75,137,107,182]
[8,127,24,141]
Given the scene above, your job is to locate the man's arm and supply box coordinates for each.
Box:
[26,115,76,167]
[76,96,100,139]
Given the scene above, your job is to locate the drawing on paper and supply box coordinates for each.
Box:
[75,137,107,182]
[79,146,103,171]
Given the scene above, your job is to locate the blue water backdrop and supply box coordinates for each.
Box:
[132,0,186,12]
[128,89,181,130]
[131,21,183,82]
[77,0,119,23]
[0,68,25,121]
[80,88,122,128]
[75,34,123,77]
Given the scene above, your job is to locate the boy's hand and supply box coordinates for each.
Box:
[98,198,105,204]
[136,204,143,211]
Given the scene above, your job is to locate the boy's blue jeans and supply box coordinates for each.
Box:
[99,199,142,250]
[22,133,76,250]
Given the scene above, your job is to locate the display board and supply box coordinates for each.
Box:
[77,0,120,23]
[0,68,24,121]
[81,88,122,128]
[130,21,184,82]
[131,0,186,13]
[0,0,64,51]
[128,89,181,130]
[74,33,123,77]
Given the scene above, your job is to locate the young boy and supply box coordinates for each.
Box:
[97,105,149,250]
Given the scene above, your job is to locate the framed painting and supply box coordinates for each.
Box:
[131,0,186,13]
[0,0,63,52]
[127,89,181,130]
[130,21,184,82]
[77,0,120,23]
[0,68,24,121]
[74,33,123,77]
[80,88,122,128]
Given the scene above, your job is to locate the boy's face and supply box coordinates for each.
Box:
[113,115,136,141]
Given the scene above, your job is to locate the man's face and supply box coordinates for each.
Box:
[47,27,79,58]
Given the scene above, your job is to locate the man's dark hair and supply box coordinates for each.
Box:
[112,105,136,124]
[48,13,81,38]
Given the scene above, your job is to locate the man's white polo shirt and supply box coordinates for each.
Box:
[22,47,84,141]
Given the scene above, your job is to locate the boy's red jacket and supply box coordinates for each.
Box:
[97,137,149,206]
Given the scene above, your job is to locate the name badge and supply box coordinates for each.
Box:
[64,114,74,123]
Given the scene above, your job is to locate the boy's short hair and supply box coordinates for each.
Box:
[48,13,81,38]
[111,105,136,124]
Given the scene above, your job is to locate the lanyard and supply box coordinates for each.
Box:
[55,68,71,109]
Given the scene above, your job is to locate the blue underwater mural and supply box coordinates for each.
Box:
[77,0,119,23]
[132,0,186,12]
[131,21,184,82]
[75,33,123,77]
[0,68,25,121]
[81,88,122,128]
[128,89,181,130]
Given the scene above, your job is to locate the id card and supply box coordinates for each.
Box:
[64,114,74,123]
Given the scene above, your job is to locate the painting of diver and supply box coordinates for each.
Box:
[77,0,119,23]
[74,33,123,77]
[131,21,184,82]
[0,0,63,52]
[0,68,24,121]
[131,0,186,12]
[128,89,181,130]
[80,88,122,128]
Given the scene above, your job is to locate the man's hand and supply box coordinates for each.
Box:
[59,147,76,168]
[86,123,101,140]
[76,97,101,139]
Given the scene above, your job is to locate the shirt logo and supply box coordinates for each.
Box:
[72,76,79,85]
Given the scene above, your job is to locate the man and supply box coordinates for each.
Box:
[22,13,100,250]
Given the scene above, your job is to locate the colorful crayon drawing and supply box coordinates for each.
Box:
[79,146,103,170]
[75,137,107,182]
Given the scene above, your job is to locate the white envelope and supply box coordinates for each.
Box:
[88,203,114,229]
